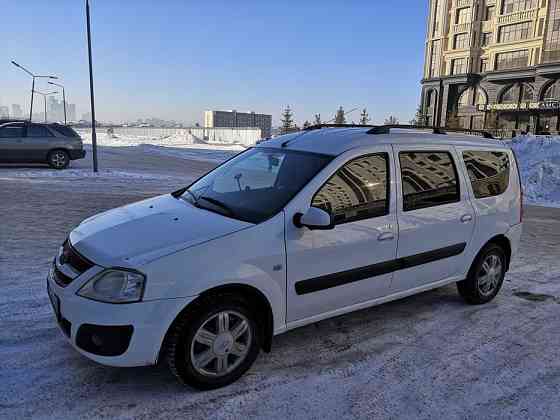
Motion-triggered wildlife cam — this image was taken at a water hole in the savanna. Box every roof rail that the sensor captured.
[303,123,381,131]
[302,123,494,139]
[370,124,495,139]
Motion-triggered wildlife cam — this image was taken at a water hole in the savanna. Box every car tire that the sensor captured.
[165,293,261,390]
[47,150,70,169]
[457,243,506,305]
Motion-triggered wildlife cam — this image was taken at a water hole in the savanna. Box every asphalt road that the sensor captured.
[1,148,559,419]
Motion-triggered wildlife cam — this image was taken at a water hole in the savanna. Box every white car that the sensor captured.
[47,126,523,389]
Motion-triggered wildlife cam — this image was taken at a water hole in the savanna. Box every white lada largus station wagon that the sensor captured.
[47,126,523,389]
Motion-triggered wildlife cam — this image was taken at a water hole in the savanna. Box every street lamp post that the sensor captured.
[48,81,67,124]
[86,0,98,172]
[11,61,57,122]
[33,90,58,123]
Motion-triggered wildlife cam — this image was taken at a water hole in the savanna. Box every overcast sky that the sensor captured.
[1,1,428,125]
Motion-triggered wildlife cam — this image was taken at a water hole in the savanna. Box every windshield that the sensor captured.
[181,147,332,223]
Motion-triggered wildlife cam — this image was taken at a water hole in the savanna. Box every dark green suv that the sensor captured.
[0,122,86,169]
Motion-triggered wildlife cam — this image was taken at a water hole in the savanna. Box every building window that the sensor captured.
[454,33,469,49]
[475,87,487,105]
[520,83,534,101]
[481,32,493,47]
[543,81,560,99]
[458,89,471,107]
[456,7,470,24]
[500,85,518,103]
[495,50,529,70]
[462,151,510,199]
[399,151,460,212]
[543,0,560,62]
[480,58,490,72]
[429,40,442,78]
[451,58,468,75]
[312,154,389,225]
[498,21,532,43]
[486,5,495,20]
[502,0,538,14]
[432,0,441,36]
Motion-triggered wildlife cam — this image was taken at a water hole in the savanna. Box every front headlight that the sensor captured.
[77,269,146,303]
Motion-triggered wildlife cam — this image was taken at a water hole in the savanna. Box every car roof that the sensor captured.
[258,127,509,157]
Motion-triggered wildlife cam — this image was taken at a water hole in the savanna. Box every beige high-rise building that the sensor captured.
[421,0,560,135]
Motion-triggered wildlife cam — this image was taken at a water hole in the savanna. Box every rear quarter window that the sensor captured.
[462,150,510,199]
[50,125,80,138]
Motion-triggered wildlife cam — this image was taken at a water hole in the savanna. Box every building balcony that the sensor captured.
[451,22,472,34]
[454,0,472,8]
[497,9,538,25]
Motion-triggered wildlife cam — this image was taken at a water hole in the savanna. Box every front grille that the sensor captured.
[53,266,73,287]
[60,240,94,274]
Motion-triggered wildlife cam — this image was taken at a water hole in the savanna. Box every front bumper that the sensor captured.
[69,149,86,160]
[46,261,195,367]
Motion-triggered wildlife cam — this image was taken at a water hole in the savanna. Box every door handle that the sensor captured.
[377,232,394,241]
[460,214,473,223]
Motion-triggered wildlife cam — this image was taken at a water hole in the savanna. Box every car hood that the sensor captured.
[69,194,253,267]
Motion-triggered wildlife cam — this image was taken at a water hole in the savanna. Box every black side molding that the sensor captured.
[295,243,466,296]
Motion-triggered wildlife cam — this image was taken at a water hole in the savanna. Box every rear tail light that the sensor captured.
[520,187,524,223]
[512,150,523,224]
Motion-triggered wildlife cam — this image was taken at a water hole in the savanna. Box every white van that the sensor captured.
[47,126,523,389]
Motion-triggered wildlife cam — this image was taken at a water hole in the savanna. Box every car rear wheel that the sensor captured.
[48,150,69,169]
[165,294,260,390]
[457,243,506,305]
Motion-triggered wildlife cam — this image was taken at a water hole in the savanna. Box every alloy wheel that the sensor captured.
[51,151,67,169]
[477,253,503,296]
[190,310,252,377]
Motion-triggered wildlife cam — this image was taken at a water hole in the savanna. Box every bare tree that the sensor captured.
[359,108,370,125]
[334,106,346,124]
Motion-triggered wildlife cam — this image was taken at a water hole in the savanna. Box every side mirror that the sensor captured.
[293,207,334,230]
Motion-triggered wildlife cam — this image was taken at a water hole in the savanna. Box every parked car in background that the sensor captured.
[0,122,86,169]
[46,125,523,389]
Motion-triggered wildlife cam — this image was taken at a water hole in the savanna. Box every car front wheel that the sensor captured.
[165,294,260,390]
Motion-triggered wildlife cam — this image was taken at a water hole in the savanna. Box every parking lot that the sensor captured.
[1,147,559,419]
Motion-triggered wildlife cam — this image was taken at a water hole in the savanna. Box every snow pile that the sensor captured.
[507,135,560,207]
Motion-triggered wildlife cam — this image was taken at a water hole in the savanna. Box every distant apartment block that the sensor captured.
[47,97,77,122]
[204,110,272,139]
[0,106,9,119]
[11,104,23,119]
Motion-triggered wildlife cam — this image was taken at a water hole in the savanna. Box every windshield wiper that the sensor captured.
[197,196,235,217]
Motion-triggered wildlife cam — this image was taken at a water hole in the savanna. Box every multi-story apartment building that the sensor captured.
[421,0,560,135]
[204,110,272,139]
[11,104,23,119]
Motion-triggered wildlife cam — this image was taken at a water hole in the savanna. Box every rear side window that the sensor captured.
[50,124,80,137]
[0,124,25,138]
[312,153,389,225]
[399,151,460,211]
[27,125,53,137]
[462,150,510,198]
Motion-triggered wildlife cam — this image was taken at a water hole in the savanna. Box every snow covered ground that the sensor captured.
[78,130,244,163]
[1,146,560,419]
